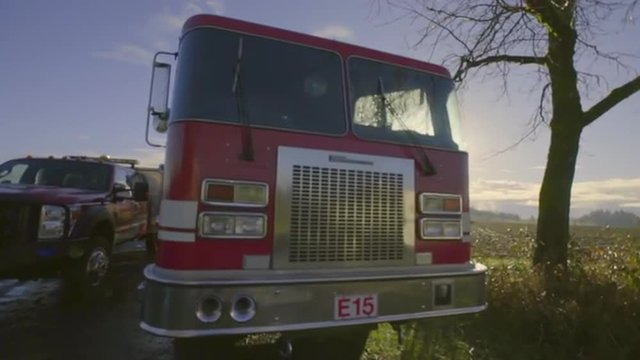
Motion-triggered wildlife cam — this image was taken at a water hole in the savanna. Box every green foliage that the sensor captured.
[362,323,403,360]
[364,223,640,360]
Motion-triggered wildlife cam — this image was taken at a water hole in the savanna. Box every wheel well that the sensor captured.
[91,221,114,252]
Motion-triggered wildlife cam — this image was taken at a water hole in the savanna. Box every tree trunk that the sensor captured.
[534,120,582,273]
[534,9,582,282]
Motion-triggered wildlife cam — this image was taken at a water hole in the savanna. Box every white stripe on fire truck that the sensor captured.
[158,230,196,242]
[159,200,198,229]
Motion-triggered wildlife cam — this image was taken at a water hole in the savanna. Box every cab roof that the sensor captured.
[182,14,452,78]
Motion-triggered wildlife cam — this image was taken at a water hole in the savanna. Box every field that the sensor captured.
[1,222,639,359]
[361,222,640,360]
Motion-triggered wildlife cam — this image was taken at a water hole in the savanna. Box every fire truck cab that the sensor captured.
[140,14,486,358]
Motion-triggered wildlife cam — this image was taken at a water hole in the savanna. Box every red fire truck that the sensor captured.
[140,14,486,359]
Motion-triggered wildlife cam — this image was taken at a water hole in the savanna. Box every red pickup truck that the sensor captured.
[0,155,162,297]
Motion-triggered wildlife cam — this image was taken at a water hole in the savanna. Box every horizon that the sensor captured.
[1,0,639,218]
[470,206,640,221]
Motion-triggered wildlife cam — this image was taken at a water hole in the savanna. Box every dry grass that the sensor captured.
[364,222,640,360]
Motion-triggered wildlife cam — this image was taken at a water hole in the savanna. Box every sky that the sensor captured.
[1,0,639,218]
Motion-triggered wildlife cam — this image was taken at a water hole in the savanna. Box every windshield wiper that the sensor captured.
[232,37,254,161]
[377,77,437,176]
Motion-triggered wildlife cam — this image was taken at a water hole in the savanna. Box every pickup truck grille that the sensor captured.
[0,203,33,249]
[274,147,415,269]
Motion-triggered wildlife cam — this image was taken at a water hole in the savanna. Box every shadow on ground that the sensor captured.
[0,252,174,360]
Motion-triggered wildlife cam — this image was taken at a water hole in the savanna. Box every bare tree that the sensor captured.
[379,0,640,279]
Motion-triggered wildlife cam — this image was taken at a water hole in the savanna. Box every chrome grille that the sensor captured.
[274,146,415,269]
[289,166,404,263]
[0,203,32,249]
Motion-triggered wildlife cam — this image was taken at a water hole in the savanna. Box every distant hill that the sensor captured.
[574,209,640,228]
[470,208,522,223]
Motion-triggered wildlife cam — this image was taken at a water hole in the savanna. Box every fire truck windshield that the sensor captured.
[171,28,347,135]
[349,57,464,151]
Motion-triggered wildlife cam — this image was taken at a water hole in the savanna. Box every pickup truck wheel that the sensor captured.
[64,235,111,298]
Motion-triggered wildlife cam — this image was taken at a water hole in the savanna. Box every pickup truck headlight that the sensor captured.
[39,205,66,240]
[200,212,266,238]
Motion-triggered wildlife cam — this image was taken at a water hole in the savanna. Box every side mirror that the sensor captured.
[145,51,176,148]
[133,182,149,202]
[148,61,171,133]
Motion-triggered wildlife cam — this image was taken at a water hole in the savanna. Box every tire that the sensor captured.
[63,235,111,299]
[289,329,370,360]
[173,336,241,360]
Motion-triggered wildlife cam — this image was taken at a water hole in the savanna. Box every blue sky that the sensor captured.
[1,0,639,217]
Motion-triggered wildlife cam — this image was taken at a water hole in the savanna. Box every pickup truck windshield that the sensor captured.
[349,57,464,151]
[171,28,346,135]
[0,159,112,191]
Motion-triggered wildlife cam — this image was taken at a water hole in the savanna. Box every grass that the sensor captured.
[363,222,640,360]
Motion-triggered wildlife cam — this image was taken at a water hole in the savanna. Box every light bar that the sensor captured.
[64,155,139,166]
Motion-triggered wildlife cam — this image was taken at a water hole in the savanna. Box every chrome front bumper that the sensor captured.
[140,263,486,338]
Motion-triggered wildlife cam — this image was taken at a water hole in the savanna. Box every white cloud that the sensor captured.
[154,13,188,32]
[205,0,225,14]
[95,0,225,65]
[312,25,355,41]
[93,43,153,66]
[130,148,165,167]
[471,179,540,203]
[153,0,224,32]
[531,164,581,171]
[572,178,640,206]
[470,177,640,213]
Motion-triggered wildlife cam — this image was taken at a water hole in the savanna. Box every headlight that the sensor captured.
[421,219,462,240]
[39,205,66,240]
[420,193,461,214]
[200,213,266,238]
[202,179,268,207]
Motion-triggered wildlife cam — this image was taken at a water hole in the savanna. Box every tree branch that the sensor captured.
[582,75,640,126]
[466,54,547,66]
[455,54,546,81]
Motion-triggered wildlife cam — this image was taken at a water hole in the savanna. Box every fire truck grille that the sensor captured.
[288,165,404,263]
